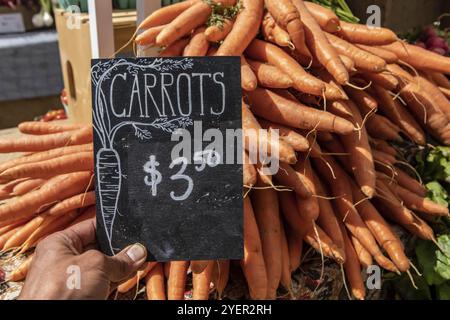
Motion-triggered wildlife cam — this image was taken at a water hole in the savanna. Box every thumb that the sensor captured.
[104,244,147,283]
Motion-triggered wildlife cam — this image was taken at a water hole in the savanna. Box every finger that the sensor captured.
[56,219,97,254]
[104,243,147,283]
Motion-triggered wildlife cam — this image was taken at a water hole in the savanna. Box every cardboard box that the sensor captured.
[54,8,136,125]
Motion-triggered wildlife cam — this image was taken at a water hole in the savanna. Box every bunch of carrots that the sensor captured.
[1,0,450,300]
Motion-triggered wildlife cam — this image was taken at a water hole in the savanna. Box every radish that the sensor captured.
[426,37,447,49]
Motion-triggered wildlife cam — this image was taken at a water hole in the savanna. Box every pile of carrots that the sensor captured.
[1,0,450,300]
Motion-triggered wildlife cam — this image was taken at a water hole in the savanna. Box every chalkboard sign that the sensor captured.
[91,57,243,261]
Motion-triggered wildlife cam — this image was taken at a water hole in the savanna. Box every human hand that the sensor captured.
[18,219,147,300]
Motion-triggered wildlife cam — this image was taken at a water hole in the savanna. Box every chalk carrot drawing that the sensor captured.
[92,58,194,254]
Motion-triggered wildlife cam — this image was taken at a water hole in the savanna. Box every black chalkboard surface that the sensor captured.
[91,57,243,261]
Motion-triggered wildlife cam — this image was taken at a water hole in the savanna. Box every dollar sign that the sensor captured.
[143,155,162,196]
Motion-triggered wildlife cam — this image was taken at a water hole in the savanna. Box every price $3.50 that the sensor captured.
[143,150,220,201]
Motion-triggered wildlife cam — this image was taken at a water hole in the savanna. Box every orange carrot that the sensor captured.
[0,152,93,181]
[0,219,29,237]
[400,81,450,145]
[118,262,156,294]
[211,260,230,299]
[159,38,190,57]
[304,1,340,33]
[279,191,344,263]
[366,114,402,142]
[293,156,319,221]
[394,167,427,197]
[370,138,397,157]
[341,222,365,300]
[430,71,450,89]
[279,191,311,239]
[385,63,414,83]
[293,0,349,85]
[246,59,293,89]
[7,254,34,282]
[350,234,373,268]
[0,127,92,153]
[413,76,450,121]
[392,183,448,216]
[246,87,354,134]
[0,144,92,174]
[381,41,450,75]
[243,102,297,164]
[275,162,313,198]
[156,2,211,47]
[258,119,309,152]
[439,86,450,99]
[11,179,46,196]
[241,196,267,300]
[402,215,436,241]
[362,71,399,91]
[373,84,426,145]
[243,150,257,187]
[303,222,346,264]
[0,172,93,225]
[340,100,376,198]
[18,122,83,136]
[241,56,258,91]
[3,213,48,250]
[285,224,303,272]
[279,223,291,290]
[261,12,293,49]
[355,44,399,63]
[265,0,311,58]
[340,54,356,73]
[314,173,345,254]
[0,224,23,250]
[326,33,386,73]
[205,19,234,42]
[167,261,189,300]
[47,191,96,217]
[183,27,209,56]
[351,181,410,272]
[245,39,325,96]
[373,180,416,226]
[344,86,378,115]
[19,210,81,253]
[339,21,397,45]
[251,174,282,299]
[312,155,398,272]
[217,0,264,56]
[145,263,166,300]
[373,149,396,166]
[138,0,199,30]
[69,206,96,226]
[192,261,214,300]
[135,25,166,46]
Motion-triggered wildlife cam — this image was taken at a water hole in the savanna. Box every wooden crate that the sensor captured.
[54,8,136,125]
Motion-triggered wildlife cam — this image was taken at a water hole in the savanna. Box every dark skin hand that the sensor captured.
[19,219,147,300]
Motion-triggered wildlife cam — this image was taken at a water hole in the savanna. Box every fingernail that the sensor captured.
[126,244,146,262]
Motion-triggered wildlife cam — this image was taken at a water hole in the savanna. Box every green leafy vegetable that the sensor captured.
[416,240,447,286]
[416,146,450,184]
[311,0,359,23]
[437,282,450,300]
[435,235,450,280]
[426,181,449,208]
[205,0,242,28]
